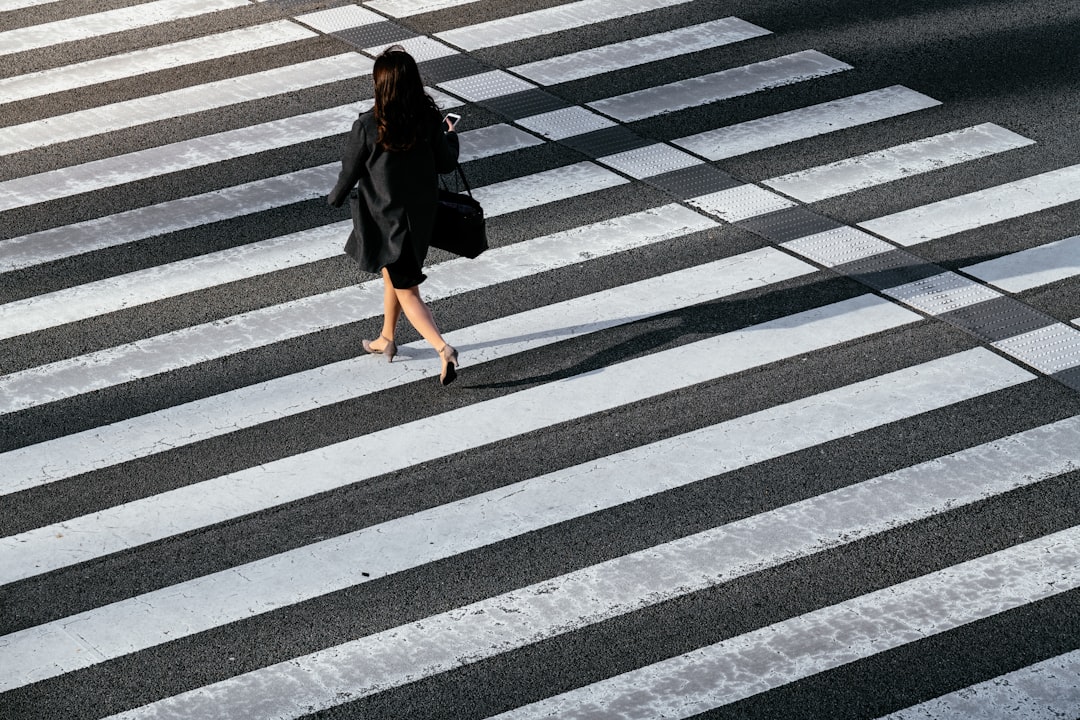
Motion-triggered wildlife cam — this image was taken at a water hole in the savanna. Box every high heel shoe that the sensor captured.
[438,344,458,386]
[362,335,397,363]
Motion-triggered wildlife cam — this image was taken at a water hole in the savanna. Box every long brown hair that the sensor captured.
[373,46,438,152]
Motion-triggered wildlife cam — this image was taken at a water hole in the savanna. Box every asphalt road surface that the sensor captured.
[1,0,1079,718]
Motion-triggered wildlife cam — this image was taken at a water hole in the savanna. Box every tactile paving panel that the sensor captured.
[370,36,457,62]
[689,184,796,222]
[560,125,654,157]
[782,227,894,268]
[834,248,942,291]
[1052,365,1080,392]
[517,107,615,140]
[941,296,1056,342]
[419,53,490,83]
[484,89,572,120]
[884,272,1003,316]
[335,21,416,50]
[645,163,741,199]
[739,206,844,244]
[439,70,535,102]
[600,144,701,180]
[993,323,1080,374]
[295,5,382,32]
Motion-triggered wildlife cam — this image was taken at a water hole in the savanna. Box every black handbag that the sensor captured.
[432,164,487,259]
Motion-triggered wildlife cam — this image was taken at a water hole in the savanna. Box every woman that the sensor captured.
[328,46,462,385]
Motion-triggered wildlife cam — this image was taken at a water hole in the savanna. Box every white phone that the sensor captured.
[444,112,461,128]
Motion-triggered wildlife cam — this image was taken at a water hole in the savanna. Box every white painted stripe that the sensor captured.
[962,234,1080,293]
[470,161,626,217]
[516,106,615,140]
[0,125,537,272]
[0,0,61,10]
[0,251,815,572]
[438,69,536,102]
[859,164,1080,246]
[0,54,370,156]
[0,21,315,105]
[510,17,771,86]
[993,324,1080,376]
[0,223,350,341]
[880,650,1080,720]
[689,184,796,221]
[0,89,461,212]
[0,161,618,340]
[1,348,1031,693]
[588,50,853,123]
[0,204,718,442]
[0,247,808,495]
[435,0,692,51]
[0,0,247,56]
[492,526,1080,720]
[763,124,1035,202]
[674,86,941,161]
[28,350,1030,714]
[364,0,482,17]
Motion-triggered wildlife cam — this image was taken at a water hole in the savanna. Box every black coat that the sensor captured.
[328,108,460,274]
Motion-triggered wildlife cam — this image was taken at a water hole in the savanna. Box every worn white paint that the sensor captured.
[0,0,247,56]
[0,54,370,156]
[763,123,1034,202]
[879,650,1080,720]
[0,205,720,482]
[962,235,1080,293]
[0,21,315,105]
[4,347,1036,694]
[588,50,852,123]
[0,90,461,212]
[674,86,941,160]
[859,164,1080,245]
[510,17,771,86]
[491,525,1080,720]
[435,0,692,51]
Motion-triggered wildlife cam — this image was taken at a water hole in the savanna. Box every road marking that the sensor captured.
[878,650,1080,720]
[509,18,771,86]
[859,163,1080,245]
[0,124,538,272]
[0,203,716,429]
[0,21,315,105]
[588,50,852,123]
[673,86,941,160]
[490,525,1080,720]
[435,0,692,51]
[0,246,804,502]
[0,0,247,56]
[6,351,1029,710]
[0,161,620,340]
[0,54,370,156]
[363,0,483,17]
[962,234,1080,293]
[0,90,462,212]
[3,347,1035,693]
[763,123,1034,202]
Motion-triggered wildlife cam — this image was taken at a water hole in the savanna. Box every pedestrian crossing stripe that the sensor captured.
[0,348,1036,693]
[0,0,249,56]
[0,21,316,105]
[962,233,1080,293]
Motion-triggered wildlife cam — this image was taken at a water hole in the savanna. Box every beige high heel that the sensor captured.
[362,335,397,363]
[438,344,458,385]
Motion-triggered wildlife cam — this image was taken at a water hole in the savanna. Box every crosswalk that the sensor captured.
[1,0,1078,718]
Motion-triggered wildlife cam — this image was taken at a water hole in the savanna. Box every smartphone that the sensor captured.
[444,112,461,127]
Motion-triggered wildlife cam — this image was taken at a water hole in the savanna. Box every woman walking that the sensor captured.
[328,46,462,385]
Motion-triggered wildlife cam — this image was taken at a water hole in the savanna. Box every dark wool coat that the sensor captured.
[328,108,460,274]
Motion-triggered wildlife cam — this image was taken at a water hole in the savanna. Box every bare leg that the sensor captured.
[374,268,402,348]
[393,281,458,384]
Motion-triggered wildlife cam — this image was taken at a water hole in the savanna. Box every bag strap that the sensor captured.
[454,163,474,198]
